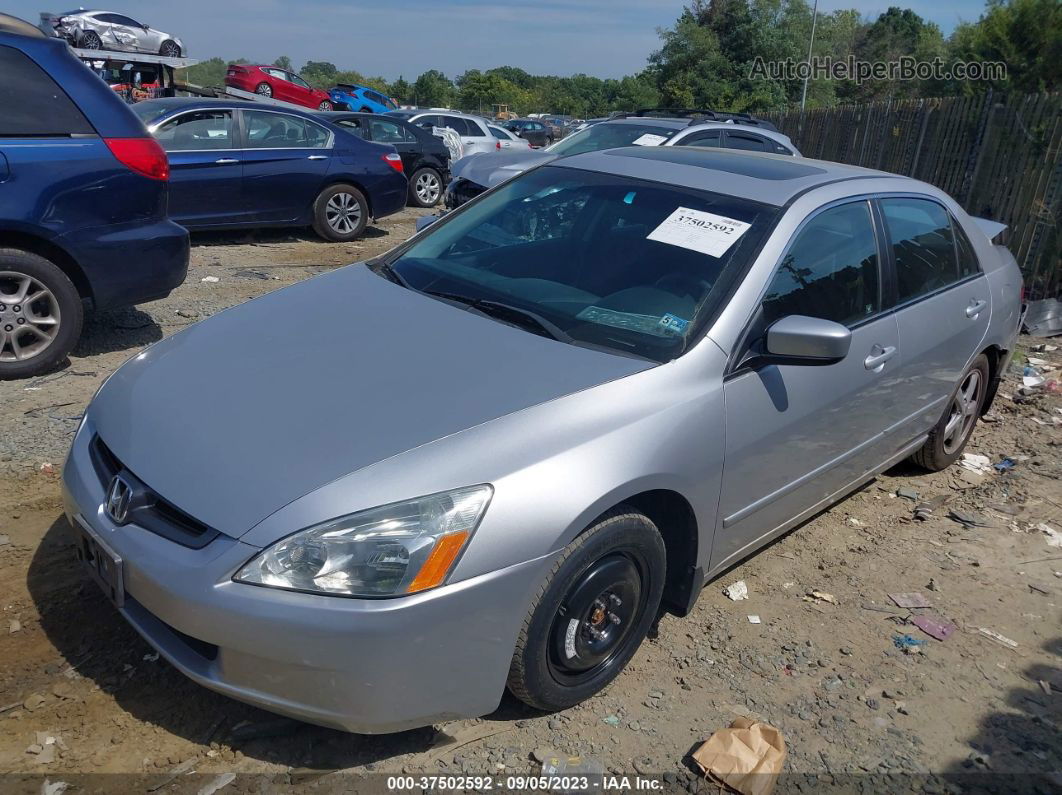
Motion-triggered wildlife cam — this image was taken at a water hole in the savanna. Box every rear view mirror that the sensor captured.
[415,214,439,232]
[765,315,851,364]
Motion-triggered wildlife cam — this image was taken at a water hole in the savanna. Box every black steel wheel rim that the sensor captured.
[547,551,647,686]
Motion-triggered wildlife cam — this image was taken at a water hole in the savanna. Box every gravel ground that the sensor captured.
[0,222,1059,793]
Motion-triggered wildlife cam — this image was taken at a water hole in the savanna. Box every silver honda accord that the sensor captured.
[63,148,1022,733]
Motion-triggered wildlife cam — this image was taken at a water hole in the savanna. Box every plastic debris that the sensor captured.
[959,453,993,475]
[601,715,620,727]
[889,592,931,609]
[994,457,1017,472]
[912,615,955,641]
[803,590,837,605]
[539,753,605,786]
[692,718,787,795]
[197,773,235,795]
[893,634,927,653]
[1038,523,1062,548]
[949,509,991,528]
[896,487,919,501]
[747,615,762,624]
[723,580,749,601]
[200,276,220,283]
[977,627,1018,649]
[1023,374,1045,388]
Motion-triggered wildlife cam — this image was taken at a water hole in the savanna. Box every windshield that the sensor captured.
[547,122,678,157]
[384,166,777,362]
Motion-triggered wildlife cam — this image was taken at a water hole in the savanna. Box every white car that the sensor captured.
[487,123,533,151]
[387,109,498,156]
[40,10,185,57]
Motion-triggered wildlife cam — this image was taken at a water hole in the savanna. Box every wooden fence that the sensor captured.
[764,93,1061,299]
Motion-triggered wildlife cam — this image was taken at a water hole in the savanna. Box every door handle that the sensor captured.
[215,158,239,164]
[864,345,897,371]
[307,155,327,160]
[965,299,987,318]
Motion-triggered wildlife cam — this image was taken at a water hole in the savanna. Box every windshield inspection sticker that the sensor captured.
[647,207,752,258]
[631,133,669,146]
[658,313,690,335]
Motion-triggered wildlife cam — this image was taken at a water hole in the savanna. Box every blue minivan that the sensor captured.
[0,14,189,379]
[132,98,409,241]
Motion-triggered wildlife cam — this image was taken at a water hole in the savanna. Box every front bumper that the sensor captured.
[62,419,551,733]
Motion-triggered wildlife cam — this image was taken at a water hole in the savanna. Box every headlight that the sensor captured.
[234,485,492,597]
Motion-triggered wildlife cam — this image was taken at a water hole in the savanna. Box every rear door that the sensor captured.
[153,109,244,226]
[238,109,333,222]
[107,14,147,52]
[715,200,901,570]
[288,73,317,108]
[877,196,991,441]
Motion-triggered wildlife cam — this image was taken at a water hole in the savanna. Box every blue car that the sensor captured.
[328,83,398,114]
[132,98,408,242]
[0,14,189,379]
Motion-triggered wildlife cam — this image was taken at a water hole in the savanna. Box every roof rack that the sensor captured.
[609,107,779,132]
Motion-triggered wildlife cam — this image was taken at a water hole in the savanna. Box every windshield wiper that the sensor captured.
[371,260,413,289]
[420,289,574,345]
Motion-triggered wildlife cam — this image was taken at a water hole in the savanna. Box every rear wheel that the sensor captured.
[312,184,368,242]
[255,82,272,97]
[911,353,989,471]
[359,106,374,114]
[408,167,443,207]
[317,100,332,111]
[79,31,102,49]
[0,249,83,380]
[507,508,665,711]
[158,40,181,58]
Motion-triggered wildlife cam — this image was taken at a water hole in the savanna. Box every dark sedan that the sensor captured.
[316,111,450,207]
[133,99,408,241]
[504,118,552,148]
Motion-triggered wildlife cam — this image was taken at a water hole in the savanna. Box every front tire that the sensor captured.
[158,40,181,58]
[317,100,332,111]
[0,249,83,380]
[408,167,443,207]
[910,353,990,471]
[255,82,272,98]
[312,184,368,242]
[507,508,665,712]
[79,31,102,49]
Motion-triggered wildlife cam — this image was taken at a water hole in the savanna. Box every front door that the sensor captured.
[878,196,992,440]
[715,200,901,571]
[154,109,244,226]
[239,110,332,222]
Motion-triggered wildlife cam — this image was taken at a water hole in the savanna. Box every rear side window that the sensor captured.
[725,132,766,152]
[0,46,94,137]
[155,111,234,151]
[881,198,961,302]
[763,201,880,327]
[441,116,473,136]
[243,111,330,148]
[488,127,508,140]
[676,130,721,147]
[370,119,414,144]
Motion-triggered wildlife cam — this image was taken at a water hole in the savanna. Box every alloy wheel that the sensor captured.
[160,41,180,57]
[546,552,645,686]
[415,172,441,205]
[256,83,272,97]
[318,101,331,111]
[942,369,983,454]
[325,192,362,236]
[0,272,62,363]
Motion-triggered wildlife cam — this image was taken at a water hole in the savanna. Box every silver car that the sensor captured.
[42,10,184,57]
[63,148,1021,733]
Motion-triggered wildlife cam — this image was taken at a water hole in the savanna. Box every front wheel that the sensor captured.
[910,353,990,471]
[507,508,665,711]
[79,31,102,49]
[312,184,368,242]
[0,249,83,380]
[317,100,332,111]
[158,40,181,58]
[408,167,443,207]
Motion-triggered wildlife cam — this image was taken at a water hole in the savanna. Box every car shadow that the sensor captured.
[73,306,163,358]
[26,514,537,770]
[189,226,389,248]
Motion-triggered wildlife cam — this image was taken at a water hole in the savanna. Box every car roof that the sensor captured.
[553,147,913,207]
[680,119,796,146]
[595,117,691,131]
[134,97,324,120]
[0,12,46,36]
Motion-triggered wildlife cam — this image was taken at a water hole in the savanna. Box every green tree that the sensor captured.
[412,70,456,107]
[273,55,292,71]
[390,75,412,104]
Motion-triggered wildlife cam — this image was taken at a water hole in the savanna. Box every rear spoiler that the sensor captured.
[973,217,1007,242]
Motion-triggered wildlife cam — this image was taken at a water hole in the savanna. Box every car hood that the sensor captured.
[452,150,558,188]
[90,265,650,537]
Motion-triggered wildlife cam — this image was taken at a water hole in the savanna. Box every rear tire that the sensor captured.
[359,106,373,114]
[408,167,443,207]
[312,184,368,242]
[317,100,332,111]
[910,353,990,471]
[255,82,272,97]
[0,249,83,380]
[507,508,666,712]
[158,40,181,58]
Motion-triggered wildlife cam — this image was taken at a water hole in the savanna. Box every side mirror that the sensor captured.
[415,214,439,232]
[765,315,851,364]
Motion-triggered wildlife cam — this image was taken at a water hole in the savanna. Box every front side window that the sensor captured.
[548,123,677,156]
[244,111,330,148]
[154,110,234,151]
[762,201,880,327]
[370,119,413,143]
[292,75,311,90]
[881,198,961,303]
[385,166,778,362]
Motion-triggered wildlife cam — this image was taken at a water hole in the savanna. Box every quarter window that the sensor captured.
[881,198,961,302]
[763,202,880,327]
[0,46,94,137]
[489,127,509,140]
[954,220,982,279]
[155,110,233,151]
[243,111,330,148]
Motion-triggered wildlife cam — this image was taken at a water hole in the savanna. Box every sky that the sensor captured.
[10,1,991,80]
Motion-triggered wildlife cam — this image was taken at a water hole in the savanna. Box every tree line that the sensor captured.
[180,0,1059,117]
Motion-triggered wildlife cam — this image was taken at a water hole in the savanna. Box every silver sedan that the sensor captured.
[63,148,1021,733]
[44,10,184,57]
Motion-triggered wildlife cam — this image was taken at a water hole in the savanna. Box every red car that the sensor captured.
[224,65,332,111]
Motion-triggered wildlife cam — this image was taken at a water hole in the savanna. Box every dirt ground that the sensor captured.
[0,215,1059,793]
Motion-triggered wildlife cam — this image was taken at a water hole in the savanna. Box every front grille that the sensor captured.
[90,435,219,549]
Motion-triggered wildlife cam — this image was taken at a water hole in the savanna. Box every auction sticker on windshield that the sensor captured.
[647,207,751,257]
[631,133,668,146]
